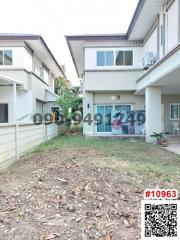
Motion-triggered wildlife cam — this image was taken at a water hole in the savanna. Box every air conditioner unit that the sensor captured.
[143,52,155,70]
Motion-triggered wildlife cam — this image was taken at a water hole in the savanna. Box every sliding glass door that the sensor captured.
[96,104,145,135]
[97,105,112,132]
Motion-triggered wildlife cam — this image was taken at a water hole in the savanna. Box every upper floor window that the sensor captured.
[33,60,43,79]
[0,50,13,65]
[96,50,133,67]
[97,51,114,66]
[116,51,133,66]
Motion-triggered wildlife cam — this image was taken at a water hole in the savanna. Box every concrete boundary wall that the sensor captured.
[0,123,64,170]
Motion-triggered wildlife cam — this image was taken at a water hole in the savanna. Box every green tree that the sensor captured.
[56,77,82,123]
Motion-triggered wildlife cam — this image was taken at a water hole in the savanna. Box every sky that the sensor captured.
[0,0,139,85]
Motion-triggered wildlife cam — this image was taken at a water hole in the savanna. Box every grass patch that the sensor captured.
[33,134,180,188]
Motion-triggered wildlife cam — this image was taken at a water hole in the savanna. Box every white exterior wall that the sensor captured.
[159,10,164,59]
[0,70,30,90]
[0,46,55,91]
[166,0,179,52]
[36,100,44,115]
[24,48,33,71]
[143,28,158,60]
[0,40,61,125]
[145,87,162,142]
[84,71,143,91]
[93,92,145,109]
[0,47,33,70]
[43,68,49,84]
[0,86,34,123]
[0,86,14,122]
[83,92,94,136]
[16,90,33,122]
[0,123,65,170]
[85,47,143,70]
[162,95,180,133]
[83,91,145,136]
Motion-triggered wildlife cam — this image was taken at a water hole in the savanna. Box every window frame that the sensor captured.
[0,50,13,66]
[115,50,133,66]
[96,50,133,67]
[105,51,114,66]
[4,50,13,65]
[96,51,105,67]
[124,51,133,66]
[33,60,44,79]
[170,103,180,120]
[95,104,133,133]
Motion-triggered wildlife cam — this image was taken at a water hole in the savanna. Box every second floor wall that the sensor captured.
[84,0,180,73]
[85,47,143,70]
[0,45,55,92]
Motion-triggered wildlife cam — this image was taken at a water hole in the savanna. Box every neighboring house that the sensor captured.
[66,0,180,142]
[0,34,65,123]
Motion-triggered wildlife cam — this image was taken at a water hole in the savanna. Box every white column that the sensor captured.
[145,86,162,143]
[12,82,17,122]
[83,92,94,136]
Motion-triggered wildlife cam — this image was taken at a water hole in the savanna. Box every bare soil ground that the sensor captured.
[0,148,142,240]
[0,135,179,240]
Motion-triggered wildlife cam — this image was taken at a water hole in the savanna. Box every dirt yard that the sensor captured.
[0,135,179,240]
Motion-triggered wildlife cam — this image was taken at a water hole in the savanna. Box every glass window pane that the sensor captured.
[171,104,178,119]
[122,105,131,111]
[4,50,12,65]
[0,104,8,123]
[97,106,105,132]
[0,51,3,65]
[125,51,133,66]
[97,51,105,66]
[106,51,114,66]
[171,105,174,118]
[116,51,124,65]
[105,106,112,132]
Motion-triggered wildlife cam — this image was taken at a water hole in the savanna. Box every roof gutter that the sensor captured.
[39,36,66,78]
[66,36,81,78]
[127,0,146,38]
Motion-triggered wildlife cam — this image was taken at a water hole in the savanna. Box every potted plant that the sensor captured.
[150,132,168,147]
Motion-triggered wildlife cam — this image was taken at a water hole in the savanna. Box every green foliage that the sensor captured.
[151,132,166,141]
[55,77,82,121]
[150,132,167,146]
[54,77,68,96]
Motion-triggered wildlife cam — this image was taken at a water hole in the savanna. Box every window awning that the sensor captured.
[0,74,23,86]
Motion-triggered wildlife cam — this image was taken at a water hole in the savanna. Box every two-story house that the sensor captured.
[66,0,180,142]
[0,34,65,123]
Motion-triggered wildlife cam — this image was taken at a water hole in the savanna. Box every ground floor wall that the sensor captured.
[0,86,14,122]
[83,92,145,136]
[0,123,65,170]
[162,95,180,133]
[0,86,59,123]
[83,91,180,136]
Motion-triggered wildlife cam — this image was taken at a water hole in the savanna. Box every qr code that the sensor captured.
[141,200,180,239]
